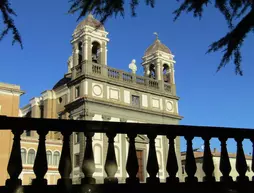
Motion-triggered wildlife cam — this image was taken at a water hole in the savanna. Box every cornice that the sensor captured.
[41,90,56,100]
[71,74,180,100]
[29,97,40,107]
[83,96,183,120]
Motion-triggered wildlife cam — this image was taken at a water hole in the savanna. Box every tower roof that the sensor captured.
[75,14,105,31]
[144,36,171,56]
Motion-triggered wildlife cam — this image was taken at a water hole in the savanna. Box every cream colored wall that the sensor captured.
[20,139,62,185]
[90,82,179,115]
[0,88,22,186]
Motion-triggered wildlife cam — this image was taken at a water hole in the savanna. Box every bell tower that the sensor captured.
[142,33,176,94]
[70,14,109,80]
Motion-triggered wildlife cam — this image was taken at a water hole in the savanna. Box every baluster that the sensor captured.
[146,133,159,183]
[202,136,215,182]
[219,137,232,182]
[82,132,95,184]
[126,133,139,184]
[235,137,248,182]
[251,139,254,181]
[32,130,48,186]
[57,131,72,191]
[6,129,23,191]
[104,132,118,184]
[166,135,179,183]
[184,136,197,182]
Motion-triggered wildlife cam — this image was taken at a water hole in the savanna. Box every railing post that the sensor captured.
[57,131,72,193]
[235,137,248,182]
[251,138,254,182]
[132,74,136,84]
[126,133,139,184]
[82,132,95,184]
[166,135,179,183]
[159,80,164,92]
[102,65,108,78]
[6,129,23,193]
[219,137,232,183]
[184,136,197,183]
[119,71,123,82]
[104,131,118,184]
[202,136,215,182]
[146,133,159,183]
[32,130,48,186]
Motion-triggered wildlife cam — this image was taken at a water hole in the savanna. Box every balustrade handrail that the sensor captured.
[2,115,254,192]
[0,116,253,139]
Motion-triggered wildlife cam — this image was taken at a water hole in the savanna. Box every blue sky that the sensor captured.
[0,1,253,152]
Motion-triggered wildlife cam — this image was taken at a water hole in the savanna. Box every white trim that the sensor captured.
[29,97,40,107]
[20,105,31,116]
[41,90,56,100]
[21,140,62,147]
[0,90,23,96]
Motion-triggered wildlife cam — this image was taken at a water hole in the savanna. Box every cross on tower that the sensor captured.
[153,32,159,40]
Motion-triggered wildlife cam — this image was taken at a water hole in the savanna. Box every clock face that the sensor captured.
[166,101,173,111]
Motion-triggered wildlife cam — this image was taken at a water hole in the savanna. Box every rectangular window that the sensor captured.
[74,154,80,167]
[132,95,140,107]
[75,86,80,98]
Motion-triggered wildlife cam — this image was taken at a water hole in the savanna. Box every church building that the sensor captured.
[20,14,183,184]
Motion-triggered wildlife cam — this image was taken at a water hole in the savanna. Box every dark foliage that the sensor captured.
[173,0,254,75]
[1,0,254,74]
[0,0,22,48]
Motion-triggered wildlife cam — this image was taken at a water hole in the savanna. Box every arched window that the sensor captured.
[163,64,170,83]
[53,152,60,166]
[92,42,101,64]
[149,64,156,79]
[27,149,36,164]
[21,148,27,164]
[46,151,52,165]
[78,41,83,64]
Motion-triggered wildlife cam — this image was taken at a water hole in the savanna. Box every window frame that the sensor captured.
[21,148,27,164]
[75,86,80,99]
[131,95,140,107]
[53,151,60,166]
[46,150,53,165]
[27,149,36,165]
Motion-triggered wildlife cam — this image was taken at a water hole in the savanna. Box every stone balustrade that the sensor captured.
[88,63,173,94]
[1,116,254,193]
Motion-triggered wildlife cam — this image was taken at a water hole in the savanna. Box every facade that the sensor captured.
[0,82,24,186]
[181,149,254,182]
[20,14,183,184]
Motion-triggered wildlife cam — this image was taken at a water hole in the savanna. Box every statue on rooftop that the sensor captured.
[129,59,137,74]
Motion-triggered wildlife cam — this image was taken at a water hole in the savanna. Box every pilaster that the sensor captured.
[101,42,106,65]
[87,37,92,63]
